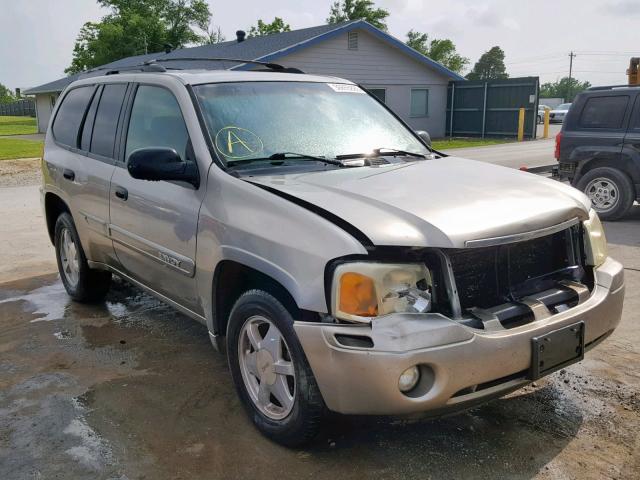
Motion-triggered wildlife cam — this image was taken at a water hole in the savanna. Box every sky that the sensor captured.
[1,0,638,92]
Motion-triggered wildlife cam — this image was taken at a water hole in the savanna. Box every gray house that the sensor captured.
[25,20,464,136]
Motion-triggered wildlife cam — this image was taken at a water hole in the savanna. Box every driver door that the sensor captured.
[109,84,204,314]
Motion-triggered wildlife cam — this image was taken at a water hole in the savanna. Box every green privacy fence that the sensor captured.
[0,99,36,117]
[446,77,540,139]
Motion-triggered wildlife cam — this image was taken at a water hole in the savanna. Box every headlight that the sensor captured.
[583,209,607,267]
[332,262,432,323]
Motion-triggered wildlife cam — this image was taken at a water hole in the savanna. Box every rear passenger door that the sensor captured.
[47,83,128,266]
[622,93,640,194]
[109,84,204,314]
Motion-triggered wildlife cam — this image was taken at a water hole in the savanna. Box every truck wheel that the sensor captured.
[576,167,635,220]
[537,114,542,124]
[54,212,111,302]
[227,290,323,446]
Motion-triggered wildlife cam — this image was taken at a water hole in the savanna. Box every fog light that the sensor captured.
[398,366,420,392]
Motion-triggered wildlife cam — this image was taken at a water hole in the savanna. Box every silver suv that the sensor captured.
[42,67,624,446]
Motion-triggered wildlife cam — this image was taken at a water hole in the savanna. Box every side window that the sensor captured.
[90,84,128,158]
[632,95,640,130]
[52,86,94,147]
[579,95,629,129]
[125,86,189,161]
[80,86,101,151]
[410,88,429,117]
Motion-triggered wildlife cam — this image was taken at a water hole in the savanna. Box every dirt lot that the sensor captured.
[1,159,639,479]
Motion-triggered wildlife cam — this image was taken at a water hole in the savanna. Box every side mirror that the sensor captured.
[415,130,432,148]
[127,147,198,187]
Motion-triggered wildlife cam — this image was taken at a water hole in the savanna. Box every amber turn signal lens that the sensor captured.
[339,272,378,317]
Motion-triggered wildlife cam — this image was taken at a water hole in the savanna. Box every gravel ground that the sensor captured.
[0,158,41,187]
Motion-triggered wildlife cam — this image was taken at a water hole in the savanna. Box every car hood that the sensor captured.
[248,157,591,248]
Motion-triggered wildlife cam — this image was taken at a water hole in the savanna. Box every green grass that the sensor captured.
[0,138,43,160]
[0,116,38,136]
[432,137,513,150]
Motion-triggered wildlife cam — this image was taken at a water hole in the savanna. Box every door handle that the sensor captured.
[62,169,75,181]
[114,186,128,201]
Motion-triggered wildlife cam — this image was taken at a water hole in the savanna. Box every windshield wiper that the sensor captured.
[227,152,344,167]
[336,148,427,160]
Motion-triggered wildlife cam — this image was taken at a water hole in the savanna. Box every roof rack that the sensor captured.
[88,57,305,76]
[587,84,640,91]
[149,57,305,73]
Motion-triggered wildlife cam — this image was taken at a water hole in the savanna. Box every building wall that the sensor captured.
[277,28,452,137]
[34,93,59,133]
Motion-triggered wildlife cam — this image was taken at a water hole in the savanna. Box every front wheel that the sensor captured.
[227,290,324,446]
[576,167,635,221]
[54,212,111,302]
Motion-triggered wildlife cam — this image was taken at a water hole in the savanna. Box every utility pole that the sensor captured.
[568,51,576,100]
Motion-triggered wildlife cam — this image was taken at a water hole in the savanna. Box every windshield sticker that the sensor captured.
[215,126,264,159]
[326,83,365,94]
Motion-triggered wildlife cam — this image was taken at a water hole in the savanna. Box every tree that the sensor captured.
[466,46,508,81]
[201,24,225,45]
[405,30,469,75]
[327,0,389,31]
[248,17,291,37]
[540,77,591,102]
[66,0,212,74]
[0,83,16,104]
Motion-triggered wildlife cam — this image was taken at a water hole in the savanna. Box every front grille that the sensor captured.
[447,226,586,312]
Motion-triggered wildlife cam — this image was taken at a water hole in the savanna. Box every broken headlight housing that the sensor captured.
[583,209,608,267]
[331,262,432,323]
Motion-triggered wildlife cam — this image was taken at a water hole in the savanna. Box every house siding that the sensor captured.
[275,28,451,137]
[34,93,58,133]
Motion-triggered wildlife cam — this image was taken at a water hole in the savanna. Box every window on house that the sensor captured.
[367,88,386,104]
[348,31,358,50]
[410,88,429,117]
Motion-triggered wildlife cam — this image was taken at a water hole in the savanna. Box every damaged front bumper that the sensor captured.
[294,257,624,415]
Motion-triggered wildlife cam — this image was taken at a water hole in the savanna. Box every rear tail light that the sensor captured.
[554,132,562,160]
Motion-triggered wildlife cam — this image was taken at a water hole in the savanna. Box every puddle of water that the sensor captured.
[0,280,69,322]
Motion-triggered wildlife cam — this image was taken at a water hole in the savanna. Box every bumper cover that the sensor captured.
[294,257,624,415]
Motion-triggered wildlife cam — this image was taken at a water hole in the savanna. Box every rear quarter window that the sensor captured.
[578,95,629,129]
[52,86,94,147]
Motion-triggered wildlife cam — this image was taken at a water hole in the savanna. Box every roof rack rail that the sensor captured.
[148,57,304,73]
[103,63,167,75]
[587,84,640,91]
[85,57,304,77]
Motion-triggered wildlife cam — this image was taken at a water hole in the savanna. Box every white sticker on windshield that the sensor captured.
[327,83,365,94]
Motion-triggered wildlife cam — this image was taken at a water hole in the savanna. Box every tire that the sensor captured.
[576,167,635,221]
[54,212,111,302]
[537,115,542,124]
[227,290,323,446]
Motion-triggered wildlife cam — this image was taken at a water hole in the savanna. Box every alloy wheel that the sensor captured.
[59,227,79,287]
[238,315,296,420]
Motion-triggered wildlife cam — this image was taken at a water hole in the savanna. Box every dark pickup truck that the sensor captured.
[556,85,640,220]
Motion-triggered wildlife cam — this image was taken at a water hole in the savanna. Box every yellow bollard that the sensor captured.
[517,107,525,142]
[543,107,550,138]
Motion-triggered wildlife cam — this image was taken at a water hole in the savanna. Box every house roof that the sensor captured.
[24,20,464,95]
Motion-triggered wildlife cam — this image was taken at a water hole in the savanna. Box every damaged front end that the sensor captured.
[326,218,594,332]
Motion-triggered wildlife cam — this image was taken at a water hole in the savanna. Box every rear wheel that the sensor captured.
[54,212,111,302]
[227,290,323,446]
[576,167,635,220]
